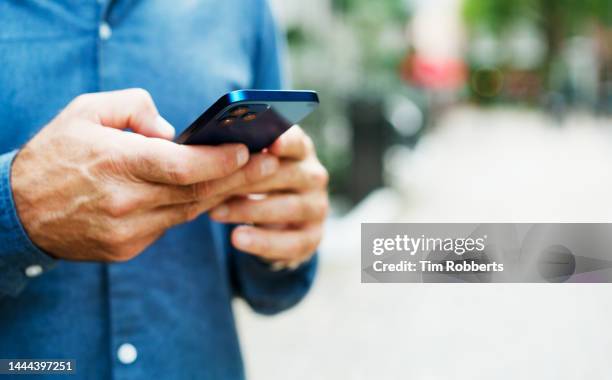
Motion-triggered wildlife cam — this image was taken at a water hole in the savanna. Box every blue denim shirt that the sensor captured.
[0,1,317,379]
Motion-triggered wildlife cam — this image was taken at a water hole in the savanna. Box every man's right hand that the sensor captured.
[10,89,279,262]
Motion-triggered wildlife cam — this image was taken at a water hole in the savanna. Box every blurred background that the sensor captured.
[236,0,612,379]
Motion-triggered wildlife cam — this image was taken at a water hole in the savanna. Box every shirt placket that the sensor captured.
[95,1,143,378]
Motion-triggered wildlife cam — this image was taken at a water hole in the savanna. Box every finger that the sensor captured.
[102,195,218,261]
[123,153,279,208]
[113,203,199,242]
[117,199,221,246]
[200,153,279,200]
[73,88,175,140]
[231,158,328,195]
[209,191,328,224]
[268,125,313,160]
[125,137,249,185]
[231,224,322,261]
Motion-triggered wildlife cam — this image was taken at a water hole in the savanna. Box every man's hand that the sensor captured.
[11,89,279,262]
[209,126,329,269]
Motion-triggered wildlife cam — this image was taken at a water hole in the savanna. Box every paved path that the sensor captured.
[236,107,612,379]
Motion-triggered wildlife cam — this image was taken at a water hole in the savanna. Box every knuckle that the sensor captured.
[291,125,305,139]
[239,169,253,189]
[303,134,314,152]
[243,162,261,184]
[130,88,153,103]
[128,88,157,116]
[191,181,211,201]
[68,93,95,114]
[91,151,129,179]
[101,193,134,217]
[166,161,192,185]
[232,203,248,221]
[71,93,92,107]
[308,192,329,221]
[219,150,238,175]
[313,164,329,188]
[181,203,201,222]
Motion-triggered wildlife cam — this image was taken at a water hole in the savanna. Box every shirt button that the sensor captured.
[98,22,112,40]
[117,343,138,364]
[24,265,43,278]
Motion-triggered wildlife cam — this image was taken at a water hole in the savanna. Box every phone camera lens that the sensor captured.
[229,107,249,117]
[219,117,236,127]
[242,113,257,122]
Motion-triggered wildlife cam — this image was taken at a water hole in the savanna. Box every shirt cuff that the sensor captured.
[0,150,57,297]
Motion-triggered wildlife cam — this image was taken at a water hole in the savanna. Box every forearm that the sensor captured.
[0,150,56,298]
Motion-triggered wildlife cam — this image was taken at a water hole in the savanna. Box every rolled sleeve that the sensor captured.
[0,150,56,297]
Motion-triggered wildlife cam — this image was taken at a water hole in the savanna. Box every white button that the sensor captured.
[24,265,43,278]
[117,343,137,364]
[98,22,112,40]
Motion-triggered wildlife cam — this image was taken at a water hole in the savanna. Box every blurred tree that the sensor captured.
[463,0,610,104]
[285,0,412,206]
[330,0,408,93]
[464,0,610,41]
[330,0,409,204]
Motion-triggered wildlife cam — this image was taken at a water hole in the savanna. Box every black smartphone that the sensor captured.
[176,90,319,152]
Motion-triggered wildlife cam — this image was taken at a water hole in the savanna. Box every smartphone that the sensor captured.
[176,90,319,152]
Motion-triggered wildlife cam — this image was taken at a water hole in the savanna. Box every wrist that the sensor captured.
[10,144,43,252]
[0,150,57,296]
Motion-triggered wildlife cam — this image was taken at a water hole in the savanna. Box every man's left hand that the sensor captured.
[209,126,329,269]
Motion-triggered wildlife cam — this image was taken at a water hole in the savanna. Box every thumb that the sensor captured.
[73,88,176,140]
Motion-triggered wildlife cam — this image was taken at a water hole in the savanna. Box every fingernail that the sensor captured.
[236,147,249,166]
[260,157,278,176]
[156,115,176,139]
[235,231,252,248]
[210,205,229,219]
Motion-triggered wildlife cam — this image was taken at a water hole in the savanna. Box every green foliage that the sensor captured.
[286,26,308,47]
[463,0,610,35]
[332,0,407,23]
[463,0,538,33]
[336,0,408,95]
